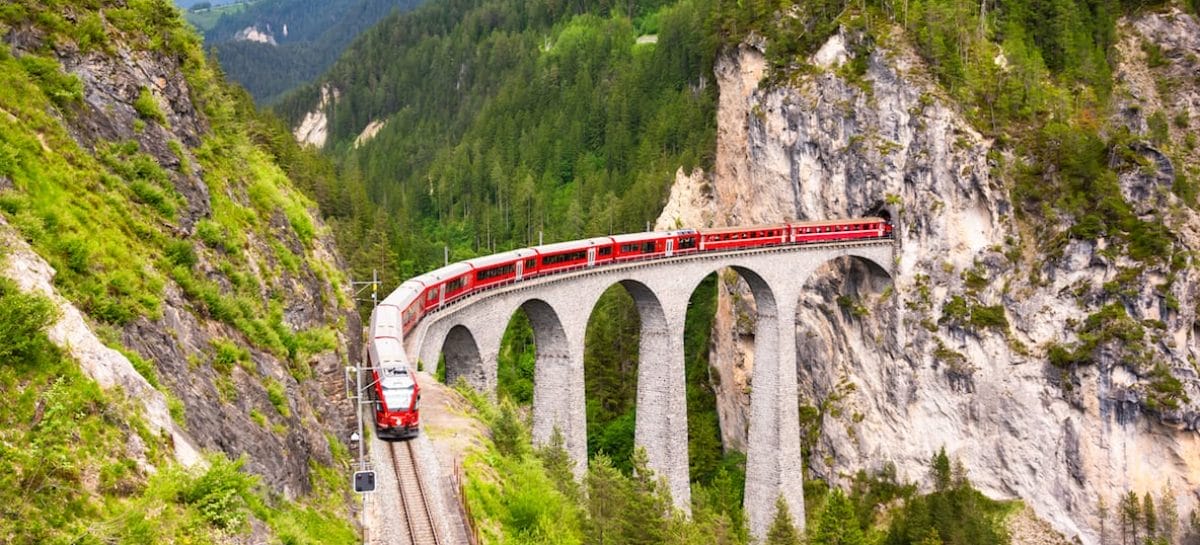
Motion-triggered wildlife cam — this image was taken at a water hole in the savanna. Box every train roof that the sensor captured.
[609,231,669,243]
[699,224,789,235]
[371,337,408,365]
[465,249,536,269]
[380,283,422,308]
[790,217,887,226]
[697,219,887,236]
[532,237,614,255]
[370,305,402,339]
[412,262,474,285]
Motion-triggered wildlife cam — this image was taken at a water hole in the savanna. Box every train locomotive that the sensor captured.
[366,217,892,440]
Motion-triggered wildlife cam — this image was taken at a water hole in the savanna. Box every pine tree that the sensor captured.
[492,398,528,458]
[585,455,630,545]
[932,447,952,492]
[918,527,945,545]
[810,488,867,545]
[765,496,802,545]
[1160,490,1179,545]
[1121,491,1142,545]
[623,447,670,545]
[536,427,579,502]
[1145,493,1159,543]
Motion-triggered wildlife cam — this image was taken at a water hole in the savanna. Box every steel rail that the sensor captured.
[390,442,441,545]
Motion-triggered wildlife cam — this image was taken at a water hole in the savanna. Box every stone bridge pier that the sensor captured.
[404,242,894,541]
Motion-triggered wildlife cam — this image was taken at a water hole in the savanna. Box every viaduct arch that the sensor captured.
[408,241,894,540]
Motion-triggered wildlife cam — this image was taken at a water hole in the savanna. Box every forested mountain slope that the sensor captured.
[274,0,717,285]
[192,0,422,104]
[0,0,358,542]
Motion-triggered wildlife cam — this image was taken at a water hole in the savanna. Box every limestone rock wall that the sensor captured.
[686,14,1200,544]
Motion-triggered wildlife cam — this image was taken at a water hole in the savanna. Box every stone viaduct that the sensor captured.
[402,240,894,540]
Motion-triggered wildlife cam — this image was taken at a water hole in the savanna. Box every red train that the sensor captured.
[366,217,892,439]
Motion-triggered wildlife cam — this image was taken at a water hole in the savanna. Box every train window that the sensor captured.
[621,243,640,253]
[643,241,656,253]
[542,250,587,265]
[526,259,536,269]
[426,291,437,301]
[476,264,516,281]
[599,246,612,256]
[446,277,467,293]
[678,237,696,249]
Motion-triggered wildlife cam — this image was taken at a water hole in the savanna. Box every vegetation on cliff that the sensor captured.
[0,272,355,544]
[0,0,357,541]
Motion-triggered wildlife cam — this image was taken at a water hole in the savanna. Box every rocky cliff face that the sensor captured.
[1,3,359,499]
[669,12,1200,543]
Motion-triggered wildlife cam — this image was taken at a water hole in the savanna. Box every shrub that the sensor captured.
[1147,111,1169,146]
[194,219,230,252]
[121,348,159,388]
[968,305,1008,329]
[130,179,174,217]
[266,379,290,418]
[133,87,167,125]
[0,280,57,364]
[210,338,249,375]
[939,296,969,325]
[18,54,83,108]
[178,456,256,531]
[1144,363,1189,412]
[1048,343,1090,368]
[164,240,196,268]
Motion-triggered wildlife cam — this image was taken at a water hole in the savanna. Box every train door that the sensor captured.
[515,260,524,281]
[438,284,446,307]
[587,248,597,267]
[665,238,675,257]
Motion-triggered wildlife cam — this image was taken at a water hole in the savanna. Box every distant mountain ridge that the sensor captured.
[192,0,423,104]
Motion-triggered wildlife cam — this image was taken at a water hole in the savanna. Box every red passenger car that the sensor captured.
[789,218,890,243]
[698,225,789,251]
[531,237,615,273]
[414,262,475,312]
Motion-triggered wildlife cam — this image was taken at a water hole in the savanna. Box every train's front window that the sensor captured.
[380,368,415,411]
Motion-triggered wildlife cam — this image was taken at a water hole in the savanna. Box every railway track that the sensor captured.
[389,441,441,545]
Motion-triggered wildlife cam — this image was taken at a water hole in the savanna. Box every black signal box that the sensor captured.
[353,470,376,493]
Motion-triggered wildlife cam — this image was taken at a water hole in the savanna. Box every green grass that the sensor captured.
[183,1,251,32]
[265,379,290,418]
[0,3,360,540]
[133,86,167,125]
[0,276,356,544]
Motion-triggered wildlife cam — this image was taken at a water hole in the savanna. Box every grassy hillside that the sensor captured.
[0,0,357,542]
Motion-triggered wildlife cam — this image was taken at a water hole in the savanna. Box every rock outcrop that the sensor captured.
[2,9,360,498]
[678,14,1200,543]
[294,84,337,148]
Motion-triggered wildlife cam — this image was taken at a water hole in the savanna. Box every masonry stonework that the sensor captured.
[405,241,894,541]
